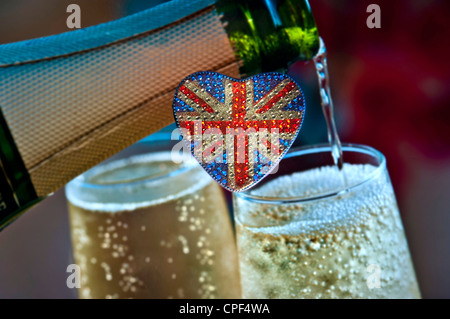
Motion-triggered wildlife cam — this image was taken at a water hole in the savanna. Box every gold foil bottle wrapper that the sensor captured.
[0,1,240,197]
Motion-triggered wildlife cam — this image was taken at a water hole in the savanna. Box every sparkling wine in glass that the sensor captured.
[66,135,241,299]
[233,144,421,299]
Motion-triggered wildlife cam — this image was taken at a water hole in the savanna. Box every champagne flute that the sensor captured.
[233,144,420,299]
[66,134,241,299]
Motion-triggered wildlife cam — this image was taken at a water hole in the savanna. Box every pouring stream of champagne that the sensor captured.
[313,38,348,186]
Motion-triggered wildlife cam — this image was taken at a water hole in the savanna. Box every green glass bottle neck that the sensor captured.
[216,0,320,76]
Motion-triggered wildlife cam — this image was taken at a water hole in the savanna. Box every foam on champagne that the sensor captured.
[237,164,387,236]
[66,152,212,213]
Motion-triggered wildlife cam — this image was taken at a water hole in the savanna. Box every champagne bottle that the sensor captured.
[0,0,319,230]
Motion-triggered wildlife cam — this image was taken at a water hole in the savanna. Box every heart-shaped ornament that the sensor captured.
[172,71,305,192]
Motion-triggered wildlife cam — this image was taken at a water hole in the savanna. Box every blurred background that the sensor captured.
[0,0,449,298]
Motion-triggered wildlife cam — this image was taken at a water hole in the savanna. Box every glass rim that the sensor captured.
[67,133,198,190]
[234,143,386,204]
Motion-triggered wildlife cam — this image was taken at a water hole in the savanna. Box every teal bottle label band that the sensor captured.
[0,108,38,230]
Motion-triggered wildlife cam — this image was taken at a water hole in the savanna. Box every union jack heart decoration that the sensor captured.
[172,71,305,192]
